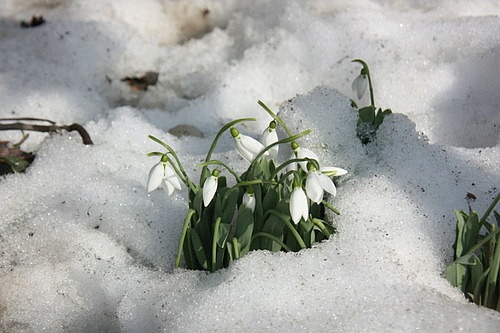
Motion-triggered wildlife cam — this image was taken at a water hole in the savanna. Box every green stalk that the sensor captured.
[258,100,292,137]
[232,237,240,259]
[268,209,306,249]
[200,159,241,183]
[251,232,291,251]
[466,227,500,256]
[480,193,499,226]
[269,157,318,181]
[211,217,222,272]
[204,118,256,163]
[248,129,312,174]
[485,224,499,308]
[312,218,331,238]
[322,200,341,215]
[175,209,196,268]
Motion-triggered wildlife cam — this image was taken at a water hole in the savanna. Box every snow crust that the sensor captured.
[0,0,499,332]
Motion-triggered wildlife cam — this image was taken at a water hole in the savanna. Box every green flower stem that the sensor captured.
[175,209,196,268]
[211,217,222,272]
[270,157,317,181]
[480,193,499,226]
[258,100,292,137]
[352,59,375,107]
[312,218,331,238]
[162,155,197,193]
[251,232,291,251]
[221,179,274,208]
[267,209,306,249]
[464,226,500,257]
[322,200,341,215]
[204,117,256,163]
[200,117,256,184]
[485,224,499,308]
[249,129,312,173]
[199,160,241,183]
[232,237,240,259]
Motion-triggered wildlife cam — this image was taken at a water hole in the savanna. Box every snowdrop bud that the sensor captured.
[352,69,368,100]
[203,169,219,207]
[260,121,279,159]
[147,162,164,192]
[290,186,309,224]
[242,189,256,213]
[231,127,267,162]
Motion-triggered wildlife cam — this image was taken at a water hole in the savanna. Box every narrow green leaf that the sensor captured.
[190,228,208,270]
[235,207,254,256]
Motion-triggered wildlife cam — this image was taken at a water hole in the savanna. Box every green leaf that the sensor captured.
[217,223,231,248]
[446,262,468,291]
[235,207,254,256]
[262,187,279,213]
[473,267,490,305]
[454,210,467,258]
[190,228,208,270]
[358,106,375,124]
[260,214,285,251]
[221,187,240,224]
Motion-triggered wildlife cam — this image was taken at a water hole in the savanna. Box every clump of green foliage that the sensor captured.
[446,193,500,310]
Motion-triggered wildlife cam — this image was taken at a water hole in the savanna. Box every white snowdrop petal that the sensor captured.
[306,172,324,204]
[147,162,164,192]
[317,172,337,197]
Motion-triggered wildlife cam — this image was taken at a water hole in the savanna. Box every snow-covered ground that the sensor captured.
[0,0,499,332]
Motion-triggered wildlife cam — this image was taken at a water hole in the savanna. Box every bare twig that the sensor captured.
[0,120,93,145]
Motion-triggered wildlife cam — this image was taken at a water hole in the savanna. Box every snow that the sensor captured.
[0,0,499,332]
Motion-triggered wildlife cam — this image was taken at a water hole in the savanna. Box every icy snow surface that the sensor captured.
[1,0,500,332]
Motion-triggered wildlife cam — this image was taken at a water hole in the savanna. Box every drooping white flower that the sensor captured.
[242,190,256,213]
[260,121,279,159]
[202,170,219,207]
[352,71,368,100]
[290,186,309,224]
[147,161,182,195]
[231,127,267,162]
[305,169,337,204]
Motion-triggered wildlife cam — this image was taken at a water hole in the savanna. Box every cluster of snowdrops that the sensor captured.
[146,102,347,272]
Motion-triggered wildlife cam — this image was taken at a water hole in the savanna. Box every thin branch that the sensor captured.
[0,121,93,145]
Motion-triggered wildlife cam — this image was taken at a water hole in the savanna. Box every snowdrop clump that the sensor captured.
[147,102,347,272]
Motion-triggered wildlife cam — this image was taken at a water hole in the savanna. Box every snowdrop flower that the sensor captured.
[352,68,368,100]
[305,164,338,204]
[231,127,267,162]
[203,169,219,207]
[260,120,279,159]
[290,184,309,224]
[147,161,182,195]
[242,189,256,213]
